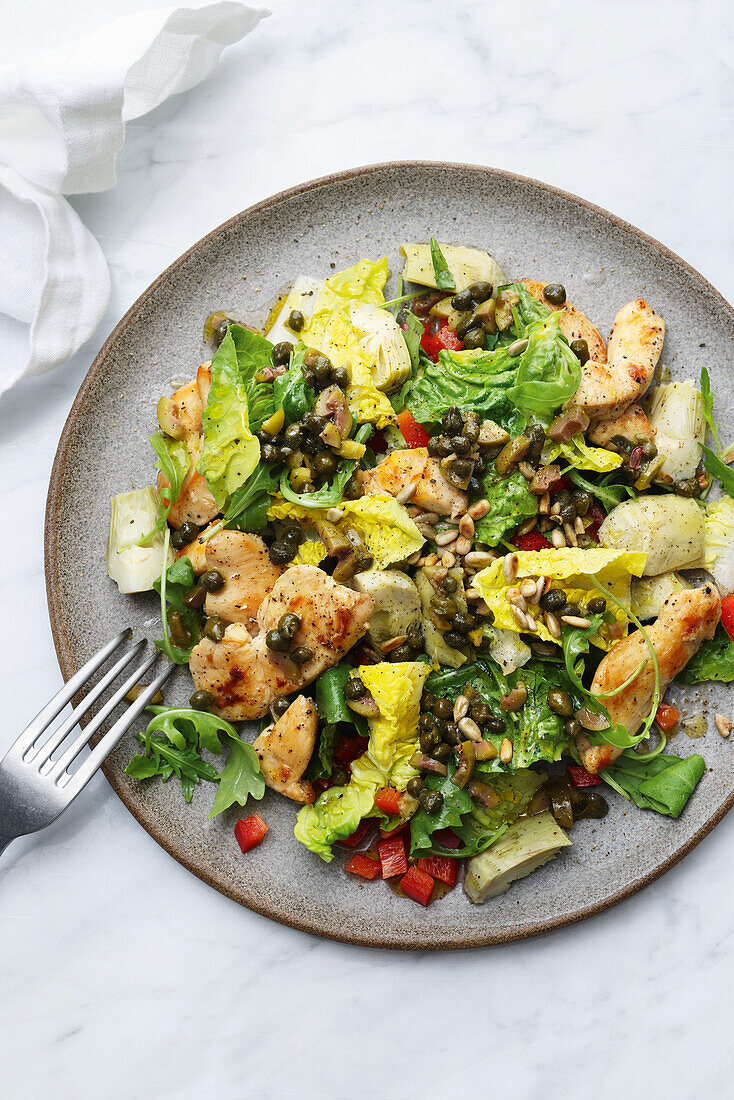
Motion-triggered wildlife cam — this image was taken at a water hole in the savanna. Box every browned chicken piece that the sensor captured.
[521,280,608,364]
[253,695,317,803]
[203,531,284,634]
[165,364,212,437]
[158,364,218,528]
[587,402,656,449]
[161,453,219,528]
[577,585,721,773]
[175,522,219,574]
[189,565,374,720]
[570,299,665,420]
[360,448,467,517]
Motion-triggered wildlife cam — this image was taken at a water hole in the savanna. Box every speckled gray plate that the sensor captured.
[45,162,734,949]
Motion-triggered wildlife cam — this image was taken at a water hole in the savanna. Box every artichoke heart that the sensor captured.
[464,811,571,903]
[350,302,412,393]
[399,242,505,293]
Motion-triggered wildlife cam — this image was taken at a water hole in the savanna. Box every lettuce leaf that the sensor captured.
[272,345,315,424]
[677,625,734,684]
[545,433,623,473]
[603,752,705,818]
[474,469,539,547]
[506,313,581,419]
[138,432,190,546]
[406,343,523,430]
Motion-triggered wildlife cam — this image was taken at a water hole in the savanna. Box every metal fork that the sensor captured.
[0,629,173,858]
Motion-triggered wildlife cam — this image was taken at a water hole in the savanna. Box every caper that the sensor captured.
[559,502,576,523]
[266,695,290,721]
[462,326,486,350]
[287,309,304,333]
[189,689,215,712]
[306,413,328,435]
[282,525,305,548]
[543,283,567,306]
[431,596,457,618]
[578,792,609,818]
[441,575,459,594]
[302,349,320,368]
[269,541,295,565]
[301,434,319,456]
[448,457,473,480]
[256,428,274,444]
[392,643,415,662]
[284,424,304,447]
[427,437,442,457]
[611,434,633,453]
[526,424,546,465]
[262,443,279,463]
[278,612,301,640]
[183,584,207,610]
[345,676,367,701]
[170,528,187,550]
[201,569,225,593]
[433,697,453,721]
[554,488,572,509]
[442,407,463,436]
[539,588,567,614]
[468,281,493,303]
[587,597,607,615]
[420,732,437,753]
[529,639,558,658]
[407,776,425,798]
[570,338,589,364]
[432,742,452,762]
[314,355,332,382]
[419,789,444,814]
[419,713,437,733]
[179,521,199,545]
[642,440,658,458]
[407,623,424,649]
[571,490,592,517]
[203,614,226,642]
[291,645,314,664]
[265,629,290,654]
[453,611,476,633]
[548,689,573,717]
[451,288,473,312]
[451,435,472,455]
[327,764,348,787]
[463,410,481,443]
[564,718,581,738]
[167,612,192,649]
[333,366,350,389]
[442,723,459,746]
[675,478,698,498]
[272,341,294,366]
[471,702,491,723]
[422,691,436,710]
[485,715,505,734]
[314,452,339,478]
[563,604,581,618]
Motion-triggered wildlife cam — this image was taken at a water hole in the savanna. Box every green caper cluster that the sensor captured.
[449,280,496,349]
[170,520,201,550]
[426,406,483,492]
[547,775,608,829]
[429,587,484,654]
[300,348,350,392]
[166,568,227,653]
[387,622,425,663]
[265,612,314,665]
[268,522,306,565]
[612,436,659,482]
[257,407,348,488]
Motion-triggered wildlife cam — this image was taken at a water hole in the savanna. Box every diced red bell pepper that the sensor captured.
[420,320,464,363]
[380,821,409,839]
[433,828,461,849]
[377,834,408,879]
[369,429,388,454]
[400,865,435,906]
[346,852,381,880]
[396,409,430,449]
[334,734,369,766]
[549,474,571,494]
[374,787,402,816]
[234,814,268,853]
[567,765,602,789]
[417,855,458,888]
[721,594,734,641]
[338,819,371,849]
[514,530,550,552]
[655,703,681,731]
[585,501,607,543]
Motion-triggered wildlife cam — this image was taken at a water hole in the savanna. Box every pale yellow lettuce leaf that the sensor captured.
[544,433,623,473]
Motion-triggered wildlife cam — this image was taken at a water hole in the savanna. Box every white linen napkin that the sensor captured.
[0,2,268,396]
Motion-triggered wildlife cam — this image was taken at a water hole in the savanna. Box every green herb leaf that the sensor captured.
[279,423,372,509]
[700,366,723,456]
[602,752,706,818]
[137,432,189,547]
[152,535,200,664]
[308,662,367,780]
[220,462,278,533]
[272,345,316,425]
[401,311,423,370]
[677,625,734,683]
[568,469,635,511]
[701,443,734,497]
[125,733,219,803]
[506,314,581,419]
[429,237,455,291]
[208,737,265,818]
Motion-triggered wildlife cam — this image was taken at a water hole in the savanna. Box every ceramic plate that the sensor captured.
[45,162,734,949]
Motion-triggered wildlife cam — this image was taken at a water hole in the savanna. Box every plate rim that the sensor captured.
[44,159,734,949]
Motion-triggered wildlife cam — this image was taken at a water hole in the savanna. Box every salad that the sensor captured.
[107,239,734,908]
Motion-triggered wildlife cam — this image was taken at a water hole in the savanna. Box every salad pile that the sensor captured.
[107,239,734,907]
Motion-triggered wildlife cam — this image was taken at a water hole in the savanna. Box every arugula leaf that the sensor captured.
[677,625,734,684]
[700,366,722,455]
[145,706,237,754]
[272,346,316,425]
[602,752,705,818]
[701,444,734,497]
[429,237,455,291]
[279,423,372,508]
[138,432,189,547]
[474,469,539,547]
[568,469,635,511]
[125,733,219,802]
[152,540,200,664]
[401,311,423,370]
[561,612,606,697]
[208,736,265,818]
[220,462,278,533]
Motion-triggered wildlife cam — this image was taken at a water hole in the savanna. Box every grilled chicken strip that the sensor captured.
[159,365,218,527]
[162,454,219,528]
[587,403,656,449]
[360,448,467,517]
[253,695,317,803]
[189,565,374,720]
[570,299,665,420]
[203,531,284,635]
[521,280,608,364]
[576,585,720,773]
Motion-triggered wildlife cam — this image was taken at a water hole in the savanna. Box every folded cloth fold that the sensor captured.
[0,2,268,394]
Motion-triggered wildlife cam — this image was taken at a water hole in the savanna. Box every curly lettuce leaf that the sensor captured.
[545,433,623,473]
[474,469,539,547]
[406,343,523,431]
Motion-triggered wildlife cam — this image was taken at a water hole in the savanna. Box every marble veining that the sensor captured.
[1,1,733,1096]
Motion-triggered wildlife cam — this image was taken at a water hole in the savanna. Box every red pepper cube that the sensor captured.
[514,530,550,552]
[433,828,461,850]
[396,409,430,449]
[567,765,601,789]
[346,853,381,880]
[374,787,402,816]
[400,865,435,906]
[234,814,268,853]
[416,855,458,888]
[377,834,408,879]
[420,320,464,362]
[338,819,371,849]
[379,822,409,840]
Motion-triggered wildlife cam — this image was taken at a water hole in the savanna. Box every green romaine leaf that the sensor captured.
[512,283,551,328]
[429,237,455,291]
[152,546,200,664]
[677,625,734,683]
[407,344,523,431]
[138,432,189,547]
[701,444,734,497]
[700,366,722,455]
[506,313,581,419]
[279,423,372,508]
[208,737,265,818]
[226,325,276,432]
[603,752,706,818]
[474,469,539,547]
[272,346,316,425]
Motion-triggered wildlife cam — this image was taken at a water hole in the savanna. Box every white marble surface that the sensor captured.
[2,1,733,1096]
